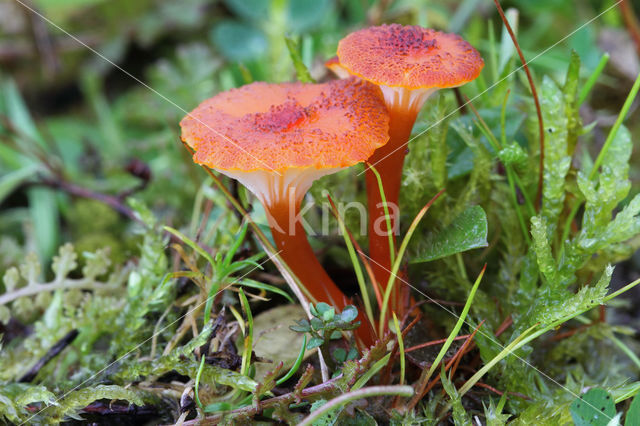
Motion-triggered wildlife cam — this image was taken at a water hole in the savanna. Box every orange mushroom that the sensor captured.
[324,56,350,79]
[333,24,484,298]
[180,78,389,345]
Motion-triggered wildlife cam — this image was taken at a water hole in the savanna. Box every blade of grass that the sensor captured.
[367,163,397,266]
[284,36,315,83]
[276,335,307,385]
[352,352,392,391]
[298,386,413,426]
[238,288,254,377]
[578,53,610,105]
[392,313,405,385]
[327,194,375,330]
[164,226,215,268]
[237,278,293,302]
[379,189,445,337]
[408,265,486,408]
[447,275,640,413]
[488,20,499,83]
[590,72,640,179]
[410,320,485,408]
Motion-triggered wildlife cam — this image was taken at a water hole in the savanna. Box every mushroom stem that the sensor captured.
[266,199,347,309]
[265,197,376,347]
[365,106,419,314]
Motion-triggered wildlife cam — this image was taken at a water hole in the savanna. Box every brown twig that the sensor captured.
[404,335,470,354]
[621,0,640,55]
[19,329,78,382]
[32,175,212,254]
[181,375,344,424]
[447,320,485,381]
[413,321,484,406]
[22,0,60,76]
[549,323,592,342]
[494,315,513,337]
[37,175,136,218]
[493,0,545,211]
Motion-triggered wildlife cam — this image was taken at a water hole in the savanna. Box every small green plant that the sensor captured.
[290,303,360,370]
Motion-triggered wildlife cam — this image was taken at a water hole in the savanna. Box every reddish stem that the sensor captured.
[621,0,640,55]
[266,199,375,347]
[365,107,418,314]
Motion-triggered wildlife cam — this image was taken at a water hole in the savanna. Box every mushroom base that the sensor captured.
[266,197,376,348]
[219,167,376,347]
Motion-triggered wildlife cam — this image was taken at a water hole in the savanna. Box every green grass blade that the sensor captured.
[352,352,392,390]
[284,36,315,83]
[392,313,405,385]
[423,265,486,385]
[590,72,640,180]
[164,226,215,267]
[238,288,254,377]
[379,189,445,336]
[276,335,307,385]
[367,163,396,266]
[327,194,375,329]
[237,278,293,302]
[578,53,610,105]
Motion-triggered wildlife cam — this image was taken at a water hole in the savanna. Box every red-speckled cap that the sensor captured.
[337,24,484,89]
[180,78,389,172]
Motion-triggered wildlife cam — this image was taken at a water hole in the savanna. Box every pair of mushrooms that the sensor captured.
[181,24,483,345]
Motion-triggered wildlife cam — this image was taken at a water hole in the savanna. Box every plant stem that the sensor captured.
[298,386,414,426]
[0,278,122,306]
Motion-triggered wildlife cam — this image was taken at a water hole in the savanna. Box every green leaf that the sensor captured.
[412,206,488,263]
[307,337,324,350]
[570,388,616,426]
[51,385,144,422]
[333,348,347,363]
[223,0,330,32]
[340,305,358,323]
[210,20,267,62]
[0,165,39,204]
[310,317,323,331]
[290,319,311,333]
[534,265,612,327]
[531,215,557,284]
[539,75,572,235]
[315,303,331,316]
[28,187,60,262]
[578,125,632,233]
[497,141,527,167]
[204,402,233,413]
[625,393,640,426]
[322,307,335,322]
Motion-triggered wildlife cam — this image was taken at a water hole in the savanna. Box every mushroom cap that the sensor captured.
[337,24,484,89]
[180,78,389,172]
